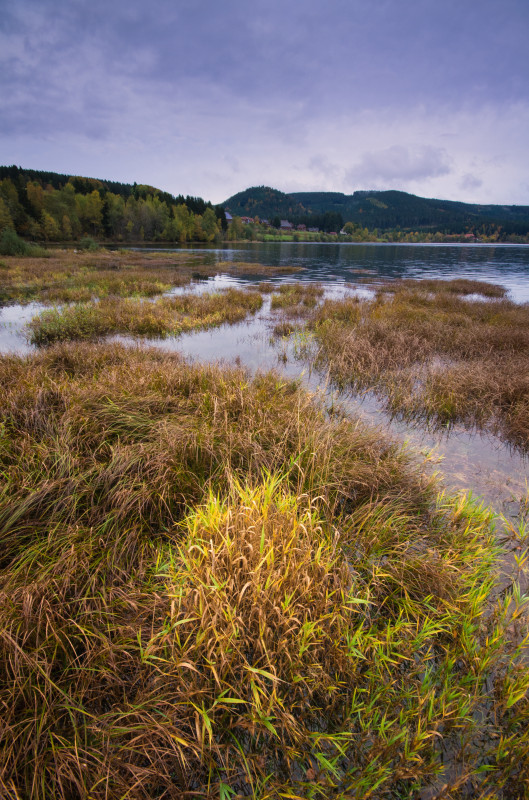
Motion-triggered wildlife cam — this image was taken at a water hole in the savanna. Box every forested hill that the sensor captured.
[0,165,226,243]
[223,187,307,220]
[224,186,529,235]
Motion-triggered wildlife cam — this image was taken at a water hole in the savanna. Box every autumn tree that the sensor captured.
[0,197,14,232]
[201,207,219,241]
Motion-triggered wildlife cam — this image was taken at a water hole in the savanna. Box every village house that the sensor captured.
[280,220,293,230]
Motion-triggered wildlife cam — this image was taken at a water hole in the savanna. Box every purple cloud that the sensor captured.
[0,0,528,203]
[345,146,451,190]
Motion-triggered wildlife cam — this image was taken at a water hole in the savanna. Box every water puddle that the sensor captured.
[0,301,46,354]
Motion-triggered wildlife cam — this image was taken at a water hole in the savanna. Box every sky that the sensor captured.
[1,0,529,205]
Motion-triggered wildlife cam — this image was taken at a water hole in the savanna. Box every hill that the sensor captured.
[224,186,529,236]
[223,186,307,220]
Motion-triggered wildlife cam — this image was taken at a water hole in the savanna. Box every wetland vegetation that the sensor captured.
[27,289,263,345]
[308,279,529,452]
[0,249,214,305]
[1,341,528,798]
[1,248,529,798]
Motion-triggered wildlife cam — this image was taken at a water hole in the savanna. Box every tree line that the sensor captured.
[0,166,227,243]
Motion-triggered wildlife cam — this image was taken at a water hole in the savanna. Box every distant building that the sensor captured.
[261,219,270,227]
[225,212,233,222]
[280,220,293,230]
[296,224,307,231]
[308,227,319,233]
[241,216,254,225]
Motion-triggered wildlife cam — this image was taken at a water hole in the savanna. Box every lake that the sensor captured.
[141,240,529,301]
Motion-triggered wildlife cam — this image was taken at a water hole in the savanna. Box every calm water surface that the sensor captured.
[144,241,529,301]
[3,243,529,516]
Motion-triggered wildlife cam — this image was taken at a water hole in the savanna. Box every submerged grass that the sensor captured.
[310,279,529,451]
[27,288,263,344]
[0,249,215,305]
[0,341,528,798]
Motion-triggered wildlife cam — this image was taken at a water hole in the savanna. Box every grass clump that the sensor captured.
[271,282,324,314]
[0,341,528,797]
[310,279,529,450]
[383,277,508,299]
[273,320,299,337]
[27,288,263,345]
[0,248,215,304]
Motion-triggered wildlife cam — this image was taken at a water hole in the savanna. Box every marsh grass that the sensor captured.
[271,282,324,315]
[310,280,529,450]
[382,278,508,299]
[0,341,528,797]
[27,288,263,344]
[272,320,300,337]
[0,249,215,305]
[258,281,275,293]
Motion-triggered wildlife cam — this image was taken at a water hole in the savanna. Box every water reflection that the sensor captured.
[148,241,529,301]
[0,302,44,354]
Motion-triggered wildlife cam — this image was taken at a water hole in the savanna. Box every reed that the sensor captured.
[0,341,528,797]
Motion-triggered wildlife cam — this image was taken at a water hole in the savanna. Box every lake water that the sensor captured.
[143,241,529,301]
[2,242,529,525]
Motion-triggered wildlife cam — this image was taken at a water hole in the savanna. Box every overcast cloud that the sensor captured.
[1,0,528,203]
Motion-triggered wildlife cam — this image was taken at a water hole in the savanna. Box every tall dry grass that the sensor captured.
[271,282,324,314]
[310,280,529,450]
[0,342,528,797]
[0,249,214,305]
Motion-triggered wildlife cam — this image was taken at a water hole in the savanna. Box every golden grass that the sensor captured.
[270,283,324,315]
[382,278,507,299]
[0,341,528,797]
[0,249,215,304]
[27,288,263,344]
[310,279,529,450]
